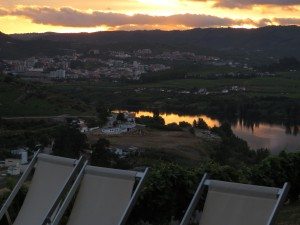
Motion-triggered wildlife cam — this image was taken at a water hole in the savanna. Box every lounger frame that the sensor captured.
[42,157,87,225]
[180,173,290,225]
[0,150,40,224]
[0,151,85,225]
[47,166,149,225]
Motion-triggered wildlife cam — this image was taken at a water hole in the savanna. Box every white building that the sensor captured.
[89,127,100,132]
[222,89,229,94]
[101,111,137,135]
[5,158,21,168]
[7,165,21,176]
[110,146,143,158]
[28,68,44,72]
[115,53,131,59]
[119,123,136,131]
[89,49,100,55]
[25,57,37,69]
[101,127,123,135]
[77,119,88,133]
[80,126,89,133]
[136,49,152,55]
[11,148,28,164]
[112,148,128,158]
[49,69,66,79]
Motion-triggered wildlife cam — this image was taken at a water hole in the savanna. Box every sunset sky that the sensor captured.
[0,0,299,34]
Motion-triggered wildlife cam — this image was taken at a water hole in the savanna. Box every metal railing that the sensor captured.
[0,150,40,224]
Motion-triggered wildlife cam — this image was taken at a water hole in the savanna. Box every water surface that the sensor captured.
[134,111,300,154]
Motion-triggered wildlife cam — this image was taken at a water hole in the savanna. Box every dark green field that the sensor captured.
[0,77,93,117]
[49,71,300,98]
[140,73,300,98]
[0,71,299,119]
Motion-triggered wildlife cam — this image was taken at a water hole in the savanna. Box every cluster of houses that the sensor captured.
[0,114,144,177]
[204,71,274,78]
[74,112,143,136]
[1,47,251,82]
[109,49,152,59]
[75,119,100,134]
[0,148,29,176]
[109,146,144,159]
[73,114,144,159]
[1,48,172,81]
[2,55,74,80]
[132,86,247,97]
[178,86,246,95]
[101,112,138,135]
[222,86,246,94]
[97,60,169,80]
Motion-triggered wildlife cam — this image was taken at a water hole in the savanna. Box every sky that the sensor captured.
[0,0,299,34]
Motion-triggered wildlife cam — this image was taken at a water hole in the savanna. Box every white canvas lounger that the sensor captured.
[47,165,149,225]
[180,173,290,225]
[0,152,85,225]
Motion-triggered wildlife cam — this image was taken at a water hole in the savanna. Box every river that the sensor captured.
[132,111,300,154]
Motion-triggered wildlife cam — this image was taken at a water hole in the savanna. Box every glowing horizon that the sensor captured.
[0,0,299,34]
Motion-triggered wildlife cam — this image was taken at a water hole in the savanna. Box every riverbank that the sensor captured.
[114,110,300,154]
[87,127,218,165]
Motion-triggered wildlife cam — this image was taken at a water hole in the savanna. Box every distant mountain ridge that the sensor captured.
[2,26,300,60]
[0,32,18,46]
[0,32,13,41]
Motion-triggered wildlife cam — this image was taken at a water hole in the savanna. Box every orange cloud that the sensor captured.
[273,18,300,25]
[0,8,9,15]
[8,7,255,28]
[4,6,280,29]
[0,5,299,33]
[190,0,300,8]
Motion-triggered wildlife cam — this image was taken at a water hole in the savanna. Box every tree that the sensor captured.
[193,118,209,130]
[136,116,165,129]
[179,121,192,128]
[251,152,300,202]
[212,122,234,137]
[3,75,13,83]
[116,113,126,122]
[38,134,50,147]
[52,125,87,158]
[26,137,36,150]
[130,163,199,224]
[90,138,115,167]
[189,127,195,135]
[153,109,160,119]
[210,123,263,167]
[96,101,111,126]
[165,123,182,131]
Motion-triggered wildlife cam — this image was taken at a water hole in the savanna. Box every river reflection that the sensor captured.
[134,111,220,128]
[133,111,300,154]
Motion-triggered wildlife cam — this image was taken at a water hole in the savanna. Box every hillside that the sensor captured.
[0,32,22,59]
[9,26,300,59]
[0,75,93,116]
[0,32,19,57]
[0,32,13,42]
[0,32,75,59]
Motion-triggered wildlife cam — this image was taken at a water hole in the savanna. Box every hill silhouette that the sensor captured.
[2,26,300,59]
